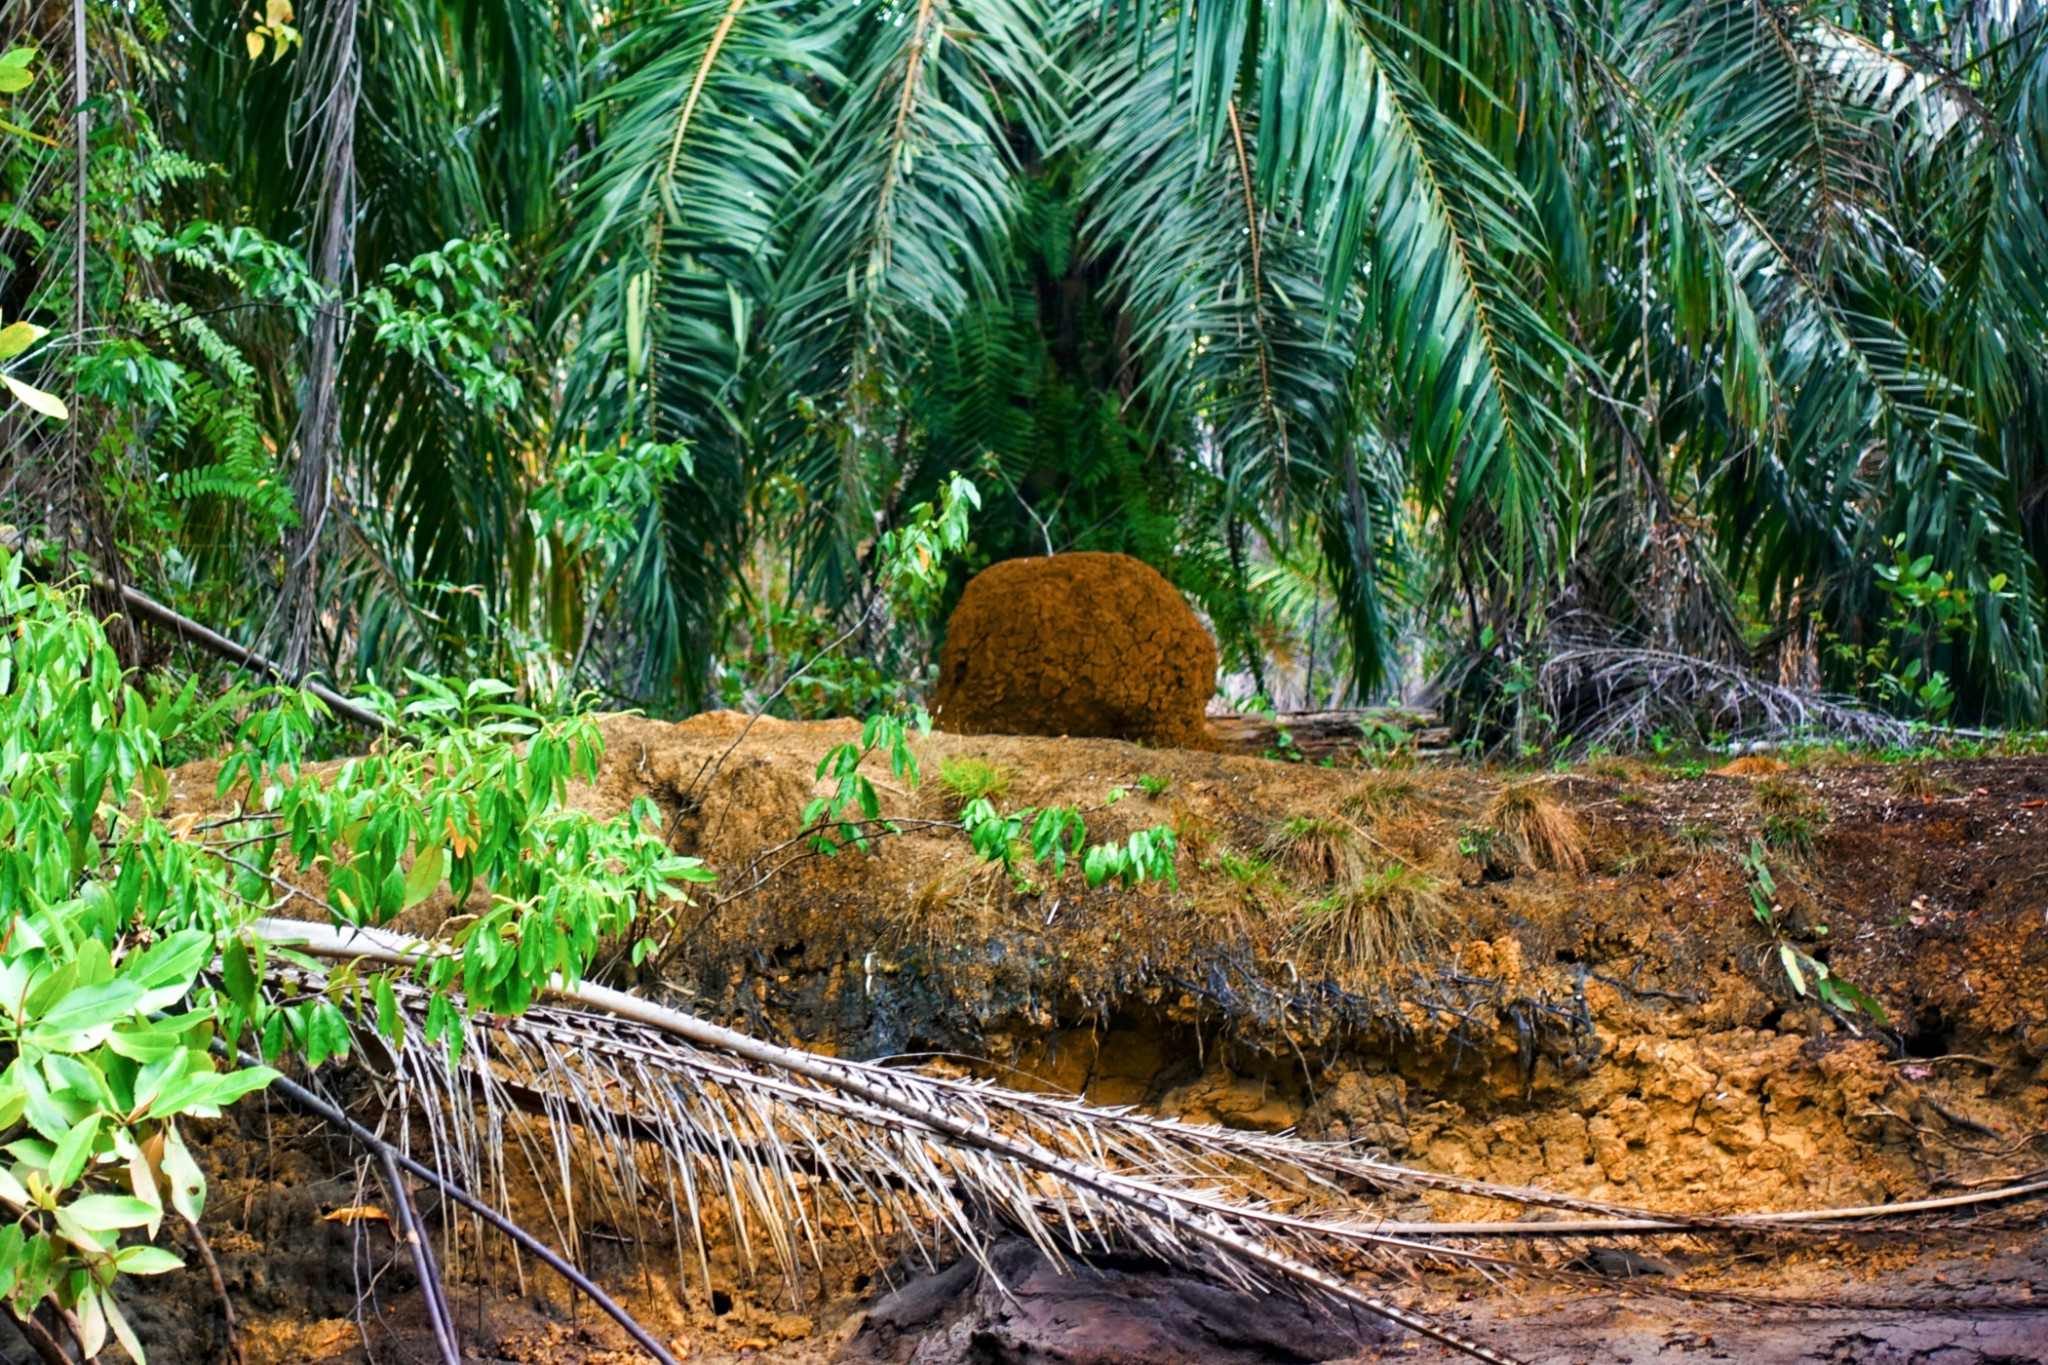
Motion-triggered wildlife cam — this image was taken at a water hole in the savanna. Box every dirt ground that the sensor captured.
[97,716,2048,1364]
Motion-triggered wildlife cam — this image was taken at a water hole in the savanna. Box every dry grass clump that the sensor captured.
[1711,753,1790,778]
[938,754,1015,808]
[1290,863,1446,975]
[1341,772,1426,821]
[1485,780,1588,874]
[1267,813,1370,885]
[1170,806,1221,861]
[1750,775,1830,857]
[1889,762,1955,800]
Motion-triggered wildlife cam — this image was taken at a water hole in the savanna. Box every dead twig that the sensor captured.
[184,1217,243,1365]
[3,1308,69,1365]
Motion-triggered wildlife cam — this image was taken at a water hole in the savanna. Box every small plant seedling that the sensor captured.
[1737,840,1886,1023]
[1217,852,1281,895]
[1676,820,1720,854]
[1136,773,1172,797]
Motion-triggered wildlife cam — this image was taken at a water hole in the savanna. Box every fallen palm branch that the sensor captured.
[245,919,2048,1365]
[1539,643,1913,752]
[256,919,1525,1364]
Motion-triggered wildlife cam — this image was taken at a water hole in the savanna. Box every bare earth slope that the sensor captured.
[135,717,2048,1365]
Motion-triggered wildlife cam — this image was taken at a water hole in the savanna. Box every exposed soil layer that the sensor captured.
[931,553,1218,749]
[99,721,2048,1365]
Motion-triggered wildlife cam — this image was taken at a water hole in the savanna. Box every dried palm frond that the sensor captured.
[1538,645,1912,753]
[250,920,2048,1364]
[259,921,1530,1363]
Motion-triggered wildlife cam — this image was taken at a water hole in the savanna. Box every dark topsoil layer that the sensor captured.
[94,718,2048,1365]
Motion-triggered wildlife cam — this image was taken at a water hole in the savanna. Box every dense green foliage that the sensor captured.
[0,547,707,1347]
[5,0,2048,729]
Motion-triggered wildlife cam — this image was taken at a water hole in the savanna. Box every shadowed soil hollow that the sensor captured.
[98,719,2048,1365]
[931,553,1218,749]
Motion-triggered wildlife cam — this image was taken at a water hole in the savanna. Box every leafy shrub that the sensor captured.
[0,548,710,1351]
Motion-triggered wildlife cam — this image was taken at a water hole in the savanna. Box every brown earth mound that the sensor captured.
[932,552,1217,749]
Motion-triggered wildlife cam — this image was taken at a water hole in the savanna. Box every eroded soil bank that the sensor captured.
[108,718,2048,1364]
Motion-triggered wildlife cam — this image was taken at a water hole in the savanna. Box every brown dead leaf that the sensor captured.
[322,1205,390,1225]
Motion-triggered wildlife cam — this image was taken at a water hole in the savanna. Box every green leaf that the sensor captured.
[37,980,145,1036]
[374,975,401,1043]
[48,1115,99,1190]
[106,1018,205,1063]
[61,1194,160,1232]
[124,931,213,992]
[0,320,44,360]
[105,1290,148,1365]
[161,1124,205,1223]
[222,938,258,1011]
[402,845,446,909]
[113,1244,184,1276]
[1777,944,1809,997]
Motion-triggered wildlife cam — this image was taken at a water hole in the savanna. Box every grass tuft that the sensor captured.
[938,755,1014,807]
[1889,762,1954,800]
[1291,863,1445,975]
[1485,780,1587,874]
[1751,776,1829,857]
[1342,772,1424,820]
[1268,814,1368,885]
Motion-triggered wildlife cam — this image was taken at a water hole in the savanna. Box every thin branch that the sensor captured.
[183,1218,243,1365]
[377,1146,461,1365]
[254,1066,684,1365]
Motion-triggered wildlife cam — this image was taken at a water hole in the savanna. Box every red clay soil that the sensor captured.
[931,553,1218,749]
[103,724,2048,1365]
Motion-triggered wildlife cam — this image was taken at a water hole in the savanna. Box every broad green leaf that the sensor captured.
[2,372,68,420]
[0,320,44,360]
[107,1019,202,1063]
[113,1244,183,1276]
[105,1291,148,1365]
[48,1114,99,1190]
[402,845,445,909]
[222,938,258,1010]
[34,979,146,1038]
[1777,944,1808,997]
[61,1194,160,1232]
[124,931,212,991]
